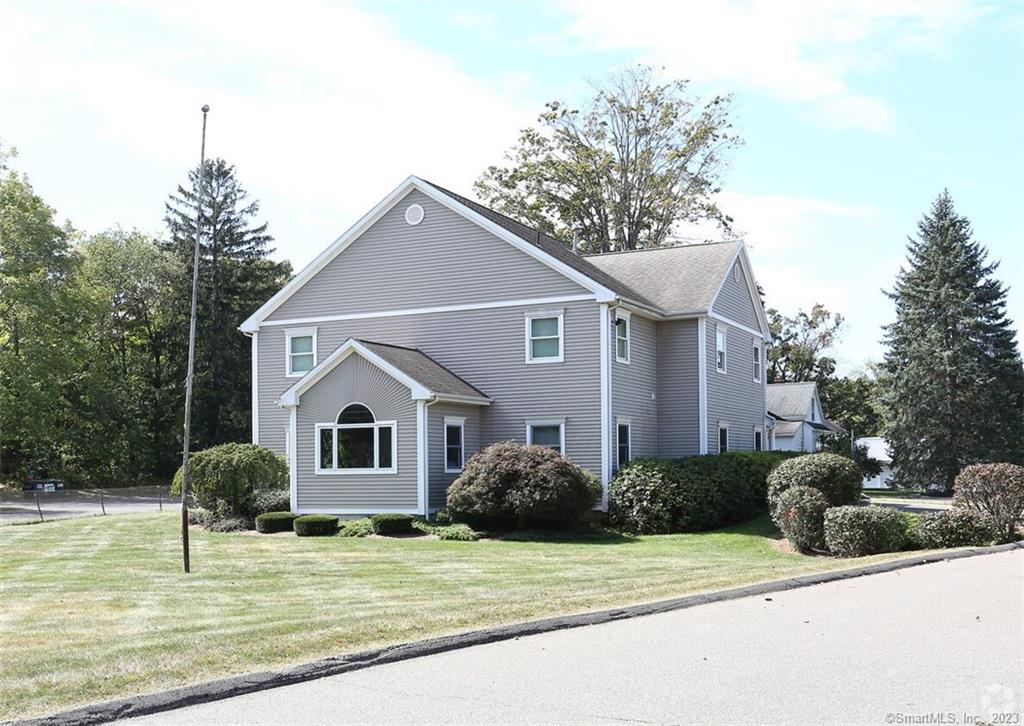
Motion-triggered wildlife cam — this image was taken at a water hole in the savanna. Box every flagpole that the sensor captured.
[180,104,209,574]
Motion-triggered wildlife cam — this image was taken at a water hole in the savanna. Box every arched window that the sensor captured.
[317,403,396,474]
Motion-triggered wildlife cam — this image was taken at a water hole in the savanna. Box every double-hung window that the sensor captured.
[286,327,317,377]
[754,426,764,452]
[752,341,762,383]
[718,423,729,453]
[317,403,397,474]
[527,420,565,454]
[525,311,563,363]
[616,419,631,470]
[444,417,465,473]
[615,312,630,363]
[715,325,727,373]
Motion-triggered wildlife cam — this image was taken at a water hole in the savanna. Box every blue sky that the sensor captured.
[1,0,1020,373]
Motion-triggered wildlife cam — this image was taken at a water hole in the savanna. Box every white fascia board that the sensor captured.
[434,394,492,406]
[707,311,765,340]
[241,176,617,332]
[278,338,431,408]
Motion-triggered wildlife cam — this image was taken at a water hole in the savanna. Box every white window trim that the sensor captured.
[614,310,630,364]
[526,418,566,454]
[285,326,318,378]
[752,340,762,383]
[524,310,564,364]
[754,425,764,452]
[715,325,727,374]
[718,422,729,453]
[443,416,466,474]
[315,418,398,475]
[616,417,632,469]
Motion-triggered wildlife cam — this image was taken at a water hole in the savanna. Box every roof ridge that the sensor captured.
[357,339,420,353]
[582,240,741,257]
[767,381,818,386]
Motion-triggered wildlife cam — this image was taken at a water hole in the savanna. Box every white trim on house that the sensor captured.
[614,308,631,364]
[707,311,765,340]
[443,416,466,474]
[258,294,596,330]
[526,418,566,454]
[698,316,708,455]
[599,303,612,507]
[294,507,423,515]
[524,309,564,364]
[284,326,318,378]
[715,324,727,374]
[250,332,259,444]
[416,400,431,515]
[288,407,298,512]
[238,177,617,333]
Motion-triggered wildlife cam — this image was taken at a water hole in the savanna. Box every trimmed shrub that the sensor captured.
[774,486,828,552]
[716,451,795,512]
[608,459,683,534]
[171,443,288,520]
[824,506,910,557]
[250,489,291,519]
[370,512,414,535]
[447,442,600,529]
[413,520,482,541]
[953,463,1024,543]
[293,514,339,537]
[768,453,862,516]
[913,509,995,549]
[255,511,299,534]
[205,516,250,533]
[431,507,454,526]
[338,517,374,537]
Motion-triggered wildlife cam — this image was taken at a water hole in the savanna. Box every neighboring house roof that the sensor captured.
[583,242,741,315]
[767,381,845,435]
[856,436,893,465]
[240,176,770,337]
[278,338,491,408]
[772,420,804,437]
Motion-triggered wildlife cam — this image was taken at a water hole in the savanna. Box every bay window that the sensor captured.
[316,403,396,474]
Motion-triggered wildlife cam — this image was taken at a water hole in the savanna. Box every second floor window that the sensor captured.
[286,327,317,377]
[526,313,563,363]
[615,315,630,363]
[716,326,727,373]
[753,342,762,383]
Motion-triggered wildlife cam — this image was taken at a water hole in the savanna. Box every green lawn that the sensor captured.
[2,512,908,720]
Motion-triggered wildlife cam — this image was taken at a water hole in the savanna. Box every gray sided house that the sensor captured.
[240,177,772,515]
[766,381,843,452]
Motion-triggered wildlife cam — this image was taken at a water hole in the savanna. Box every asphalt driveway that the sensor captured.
[117,548,1023,726]
[0,487,177,524]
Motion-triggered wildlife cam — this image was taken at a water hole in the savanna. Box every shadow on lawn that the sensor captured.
[493,527,639,545]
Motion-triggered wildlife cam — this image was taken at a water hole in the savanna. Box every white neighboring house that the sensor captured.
[766,382,843,452]
[857,436,894,489]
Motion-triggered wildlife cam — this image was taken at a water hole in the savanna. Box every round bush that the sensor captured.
[171,443,288,519]
[370,512,413,535]
[768,453,862,516]
[447,441,600,529]
[824,506,910,557]
[774,486,828,552]
[293,514,339,537]
[255,511,299,534]
[953,463,1024,544]
[913,509,995,549]
[608,459,683,534]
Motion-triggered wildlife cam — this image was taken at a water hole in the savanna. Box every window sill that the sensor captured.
[525,357,564,365]
[444,467,463,475]
[315,468,398,476]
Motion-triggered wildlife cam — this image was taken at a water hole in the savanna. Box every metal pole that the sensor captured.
[158,484,162,511]
[35,493,43,522]
[100,493,106,516]
[180,104,209,574]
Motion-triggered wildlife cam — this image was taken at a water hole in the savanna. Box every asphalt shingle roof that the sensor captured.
[767,382,817,420]
[357,340,489,402]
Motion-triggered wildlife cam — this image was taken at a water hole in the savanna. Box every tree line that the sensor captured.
[0,147,290,485]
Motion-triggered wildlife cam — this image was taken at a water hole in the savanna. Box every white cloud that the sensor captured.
[555,0,986,133]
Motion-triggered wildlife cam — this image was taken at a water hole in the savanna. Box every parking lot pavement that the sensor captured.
[0,486,177,523]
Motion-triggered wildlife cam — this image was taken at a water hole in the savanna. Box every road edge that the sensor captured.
[11,541,1022,726]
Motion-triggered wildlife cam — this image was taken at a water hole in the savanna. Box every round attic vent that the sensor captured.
[405,203,424,226]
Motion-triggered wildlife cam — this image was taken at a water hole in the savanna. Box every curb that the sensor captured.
[13,541,1022,726]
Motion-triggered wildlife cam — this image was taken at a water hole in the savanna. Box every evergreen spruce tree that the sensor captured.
[882,191,1024,492]
[164,159,291,450]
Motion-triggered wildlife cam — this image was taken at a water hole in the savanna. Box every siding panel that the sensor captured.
[427,403,480,510]
[266,189,586,322]
[712,261,759,330]
[656,319,701,457]
[295,355,418,510]
[611,314,658,466]
[706,320,766,451]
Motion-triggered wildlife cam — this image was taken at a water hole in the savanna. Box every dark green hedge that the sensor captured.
[824,506,909,557]
[767,453,863,515]
[255,511,299,534]
[370,512,413,535]
[608,451,795,534]
[171,443,288,520]
[293,514,339,537]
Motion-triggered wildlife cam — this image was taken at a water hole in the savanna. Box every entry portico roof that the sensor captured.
[278,338,491,408]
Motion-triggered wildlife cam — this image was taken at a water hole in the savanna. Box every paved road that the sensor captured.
[0,486,177,523]
[118,550,1023,726]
